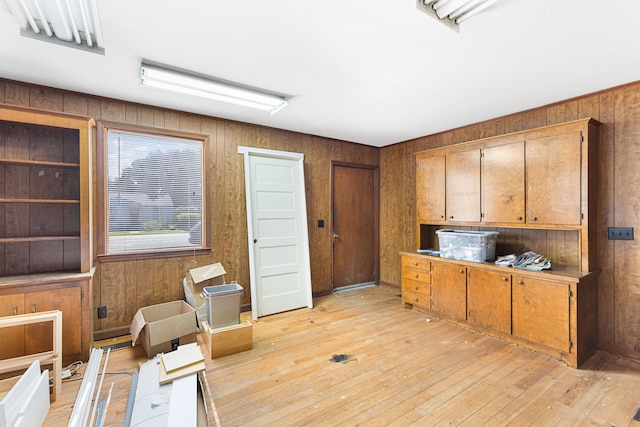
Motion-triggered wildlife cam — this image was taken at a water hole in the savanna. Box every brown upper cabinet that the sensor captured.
[481,140,525,224]
[526,131,582,225]
[446,149,481,222]
[416,153,445,222]
[416,149,481,223]
[416,119,597,229]
[415,118,599,272]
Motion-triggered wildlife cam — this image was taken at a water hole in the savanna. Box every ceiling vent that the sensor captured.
[3,0,104,54]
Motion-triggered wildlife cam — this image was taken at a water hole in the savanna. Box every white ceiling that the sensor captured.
[1,1,639,147]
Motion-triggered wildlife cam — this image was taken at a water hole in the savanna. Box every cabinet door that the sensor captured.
[467,268,511,334]
[416,153,445,222]
[0,294,26,359]
[446,150,480,222]
[432,262,467,319]
[512,276,570,352]
[25,286,82,358]
[526,132,582,225]
[482,142,525,224]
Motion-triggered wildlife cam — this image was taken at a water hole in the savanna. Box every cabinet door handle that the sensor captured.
[530,216,537,221]
[501,277,508,282]
[450,216,454,219]
[12,304,17,315]
[31,302,36,313]
[413,297,419,303]
[516,216,522,221]
[517,280,523,285]
[414,274,419,279]
[413,262,418,266]
[440,215,444,219]
[458,269,464,273]
[414,286,419,291]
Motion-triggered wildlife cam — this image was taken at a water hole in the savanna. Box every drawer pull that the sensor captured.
[501,277,508,282]
[413,262,418,266]
[414,286,419,291]
[12,304,17,315]
[414,274,419,279]
[413,297,419,302]
[31,302,36,313]
[517,280,523,285]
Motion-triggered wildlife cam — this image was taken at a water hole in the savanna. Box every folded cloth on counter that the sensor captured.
[495,251,552,271]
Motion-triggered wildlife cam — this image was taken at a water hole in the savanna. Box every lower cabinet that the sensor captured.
[512,274,570,353]
[432,262,467,320]
[401,253,597,368]
[467,268,511,334]
[0,272,93,365]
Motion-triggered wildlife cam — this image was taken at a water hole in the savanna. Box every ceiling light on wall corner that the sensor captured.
[4,0,104,54]
[417,0,501,30]
[139,63,288,116]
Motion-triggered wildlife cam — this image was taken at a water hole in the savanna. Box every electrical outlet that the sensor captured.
[608,227,634,240]
[97,305,107,318]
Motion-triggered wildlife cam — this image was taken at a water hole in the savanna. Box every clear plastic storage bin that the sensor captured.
[436,229,499,262]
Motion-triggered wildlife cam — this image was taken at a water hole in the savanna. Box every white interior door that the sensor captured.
[238,146,313,320]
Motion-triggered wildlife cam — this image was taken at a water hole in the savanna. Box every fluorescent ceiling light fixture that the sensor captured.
[417,0,501,30]
[3,0,104,54]
[139,64,288,115]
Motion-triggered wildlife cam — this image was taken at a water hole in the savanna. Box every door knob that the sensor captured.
[333,233,339,239]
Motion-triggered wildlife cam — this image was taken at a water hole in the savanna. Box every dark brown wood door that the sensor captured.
[332,165,377,289]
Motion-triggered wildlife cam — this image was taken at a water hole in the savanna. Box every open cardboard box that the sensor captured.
[130,300,197,358]
[184,263,227,327]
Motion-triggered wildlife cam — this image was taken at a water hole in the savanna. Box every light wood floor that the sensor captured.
[44,286,640,426]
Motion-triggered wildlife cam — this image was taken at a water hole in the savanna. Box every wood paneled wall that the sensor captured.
[3,77,640,362]
[380,82,640,361]
[0,79,378,337]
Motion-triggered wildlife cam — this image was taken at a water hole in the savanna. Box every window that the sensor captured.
[97,122,206,255]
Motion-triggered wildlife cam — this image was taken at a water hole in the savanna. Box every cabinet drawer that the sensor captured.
[403,290,431,308]
[403,281,431,296]
[402,269,432,283]
[402,257,431,272]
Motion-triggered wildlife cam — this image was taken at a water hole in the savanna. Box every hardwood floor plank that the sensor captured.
[40,286,640,426]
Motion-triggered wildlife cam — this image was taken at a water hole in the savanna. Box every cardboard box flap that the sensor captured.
[190,262,226,284]
[130,307,146,345]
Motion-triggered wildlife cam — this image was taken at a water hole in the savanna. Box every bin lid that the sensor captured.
[190,262,227,284]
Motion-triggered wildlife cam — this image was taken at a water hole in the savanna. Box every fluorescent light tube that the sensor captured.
[456,0,500,23]
[140,64,287,115]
